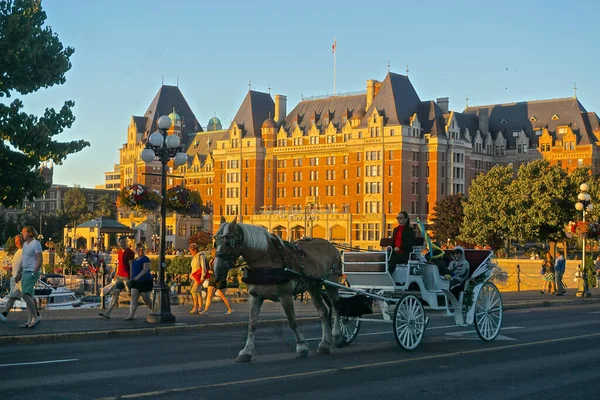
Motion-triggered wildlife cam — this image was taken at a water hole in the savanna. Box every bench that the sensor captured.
[342,250,395,290]
[442,249,493,279]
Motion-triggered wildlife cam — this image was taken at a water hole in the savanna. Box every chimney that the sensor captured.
[274,94,287,123]
[366,80,376,110]
[436,97,449,114]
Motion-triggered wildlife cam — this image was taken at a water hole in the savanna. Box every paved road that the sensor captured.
[1,302,600,399]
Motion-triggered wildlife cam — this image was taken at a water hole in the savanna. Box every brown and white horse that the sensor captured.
[213,216,344,362]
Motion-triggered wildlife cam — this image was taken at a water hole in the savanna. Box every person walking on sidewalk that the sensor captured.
[594,255,600,288]
[188,243,207,314]
[540,251,556,294]
[17,226,42,328]
[554,250,566,295]
[0,234,24,323]
[200,249,233,315]
[124,243,153,321]
[99,236,134,319]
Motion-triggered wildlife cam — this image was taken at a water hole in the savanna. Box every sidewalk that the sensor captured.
[1,289,598,344]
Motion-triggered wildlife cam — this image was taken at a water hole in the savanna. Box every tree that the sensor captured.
[63,186,90,239]
[188,230,213,249]
[460,165,514,250]
[94,194,117,219]
[430,193,465,246]
[0,0,89,207]
[509,160,570,244]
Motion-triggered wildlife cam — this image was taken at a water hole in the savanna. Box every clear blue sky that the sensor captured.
[17,0,600,188]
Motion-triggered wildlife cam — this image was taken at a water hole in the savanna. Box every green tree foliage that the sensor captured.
[4,235,16,256]
[63,186,87,223]
[0,0,89,207]
[509,160,570,243]
[460,165,514,250]
[94,194,117,219]
[430,193,465,244]
[167,256,191,277]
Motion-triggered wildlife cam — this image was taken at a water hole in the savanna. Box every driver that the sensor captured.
[448,246,470,291]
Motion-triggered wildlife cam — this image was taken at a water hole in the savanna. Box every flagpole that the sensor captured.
[333,37,336,95]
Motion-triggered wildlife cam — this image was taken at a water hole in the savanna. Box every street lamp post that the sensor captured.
[575,183,593,298]
[140,115,187,323]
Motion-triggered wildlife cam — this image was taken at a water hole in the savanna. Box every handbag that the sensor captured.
[540,266,546,275]
[191,268,203,284]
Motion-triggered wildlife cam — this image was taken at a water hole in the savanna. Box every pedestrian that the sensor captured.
[16,226,42,328]
[540,251,555,294]
[99,236,134,319]
[188,243,207,314]
[0,234,24,323]
[124,242,153,321]
[388,211,416,273]
[554,250,566,295]
[594,255,600,288]
[200,248,233,315]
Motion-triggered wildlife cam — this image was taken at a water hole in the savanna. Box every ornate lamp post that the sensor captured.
[140,115,187,323]
[575,183,592,298]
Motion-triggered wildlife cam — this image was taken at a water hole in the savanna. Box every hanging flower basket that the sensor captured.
[166,186,204,215]
[117,184,162,213]
[565,221,600,239]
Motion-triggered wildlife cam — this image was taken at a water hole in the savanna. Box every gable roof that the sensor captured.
[283,94,365,133]
[132,116,147,133]
[77,217,134,233]
[228,91,274,139]
[186,130,228,165]
[143,85,202,136]
[360,72,421,127]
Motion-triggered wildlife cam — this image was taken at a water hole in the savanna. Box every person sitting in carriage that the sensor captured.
[448,246,470,294]
[388,211,415,273]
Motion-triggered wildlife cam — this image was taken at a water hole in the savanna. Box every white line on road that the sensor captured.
[0,358,78,368]
[305,326,524,341]
[589,311,600,314]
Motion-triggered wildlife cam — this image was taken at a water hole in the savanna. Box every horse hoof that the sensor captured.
[296,348,309,358]
[317,345,331,354]
[236,353,253,363]
[333,335,345,347]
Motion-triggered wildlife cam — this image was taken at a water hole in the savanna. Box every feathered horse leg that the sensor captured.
[307,283,333,354]
[237,294,263,362]
[280,291,309,358]
[325,285,344,347]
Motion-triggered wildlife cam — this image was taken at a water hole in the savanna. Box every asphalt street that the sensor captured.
[1,302,600,400]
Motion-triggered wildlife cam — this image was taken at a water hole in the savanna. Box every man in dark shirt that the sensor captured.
[387,211,415,273]
[99,236,135,319]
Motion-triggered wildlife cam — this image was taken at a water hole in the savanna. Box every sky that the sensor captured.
[13,0,600,188]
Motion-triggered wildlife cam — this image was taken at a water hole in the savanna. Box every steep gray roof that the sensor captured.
[283,94,365,133]
[463,98,591,147]
[186,130,228,166]
[418,100,447,137]
[132,116,147,133]
[143,85,202,136]
[359,72,421,127]
[228,91,274,139]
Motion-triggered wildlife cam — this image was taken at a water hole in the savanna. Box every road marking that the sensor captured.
[589,311,600,314]
[94,332,600,400]
[445,326,524,341]
[0,358,78,368]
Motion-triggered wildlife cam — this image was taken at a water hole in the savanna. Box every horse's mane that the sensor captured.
[237,223,271,251]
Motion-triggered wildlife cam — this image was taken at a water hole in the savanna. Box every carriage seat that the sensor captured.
[441,249,494,295]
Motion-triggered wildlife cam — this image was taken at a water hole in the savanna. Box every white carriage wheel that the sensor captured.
[474,282,503,342]
[336,316,361,347]
[393,295,426,351]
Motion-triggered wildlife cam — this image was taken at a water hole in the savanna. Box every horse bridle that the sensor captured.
[214,230,243,265]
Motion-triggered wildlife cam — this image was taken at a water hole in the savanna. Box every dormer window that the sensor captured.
[552,114,560,120]
[529,116,537,122]
[535,129,543,136]
[501,118,508,124]
[324,116,329,125]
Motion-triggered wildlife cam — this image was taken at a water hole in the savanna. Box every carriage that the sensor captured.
[213,216,503,362]
[327,221,503,350]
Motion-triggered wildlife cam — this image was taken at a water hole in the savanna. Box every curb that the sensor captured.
[2,298,599,345]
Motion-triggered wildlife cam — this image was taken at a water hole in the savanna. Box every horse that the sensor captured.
[213,216,344,362]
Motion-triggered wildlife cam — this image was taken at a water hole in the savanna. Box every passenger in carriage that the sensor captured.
[388,211,415,273]
[448,246,470,292]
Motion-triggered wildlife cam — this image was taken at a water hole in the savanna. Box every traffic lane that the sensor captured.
[2,303,600,399]
[6,327,598,400]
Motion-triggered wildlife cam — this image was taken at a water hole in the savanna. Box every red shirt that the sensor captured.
[117,248,135,278]
[394,225,405,253]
